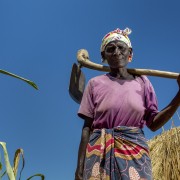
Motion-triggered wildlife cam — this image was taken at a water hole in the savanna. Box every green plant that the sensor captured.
[0,69,42,179]
[0,142,44,180]
[0,69,38,90]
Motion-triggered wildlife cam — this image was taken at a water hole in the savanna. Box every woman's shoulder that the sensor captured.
[139,75,149,81]
[136,75,151,84]
[87,74,109,87]
[137,75,156,93]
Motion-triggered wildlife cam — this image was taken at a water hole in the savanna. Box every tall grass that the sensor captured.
[148,111,180,180]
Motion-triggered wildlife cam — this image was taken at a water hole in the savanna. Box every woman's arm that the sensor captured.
[75,116,93,180]
[149,75,180,132]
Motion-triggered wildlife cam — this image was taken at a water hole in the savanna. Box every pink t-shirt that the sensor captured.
[78,73,158,129]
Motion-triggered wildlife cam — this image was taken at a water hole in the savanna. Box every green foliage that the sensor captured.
[0,69,40,179]
[0,142,44,180]
[0,69,38,90]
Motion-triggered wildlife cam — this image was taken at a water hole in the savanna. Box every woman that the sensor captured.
[75,28,180,180]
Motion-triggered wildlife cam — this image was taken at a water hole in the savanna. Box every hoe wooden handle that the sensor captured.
[77,49,179,79]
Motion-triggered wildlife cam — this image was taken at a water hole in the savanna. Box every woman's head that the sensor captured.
[100,28,133,64]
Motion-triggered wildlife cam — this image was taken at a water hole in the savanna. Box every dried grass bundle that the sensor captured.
[148,127,180,180]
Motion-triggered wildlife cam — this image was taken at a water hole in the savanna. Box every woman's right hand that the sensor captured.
[75,168,83,180]
[75,117,93,180]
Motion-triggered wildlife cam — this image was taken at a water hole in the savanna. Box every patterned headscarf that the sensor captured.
[100,28,132,63]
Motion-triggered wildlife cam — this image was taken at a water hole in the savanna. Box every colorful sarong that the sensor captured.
[83,126,152,180]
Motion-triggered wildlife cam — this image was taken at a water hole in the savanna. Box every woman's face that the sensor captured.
[102,40,132,68]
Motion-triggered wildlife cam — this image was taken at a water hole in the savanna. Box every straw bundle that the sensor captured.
[148,127,180,180]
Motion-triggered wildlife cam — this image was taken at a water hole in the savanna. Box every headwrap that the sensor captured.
[100,28,132,63]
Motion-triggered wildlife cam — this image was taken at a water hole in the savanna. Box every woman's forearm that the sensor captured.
[75,117,93,180]
[149,90,180,131]
[75,127,91,179]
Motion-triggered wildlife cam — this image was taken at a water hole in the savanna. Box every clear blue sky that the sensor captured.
[0,0,180,179]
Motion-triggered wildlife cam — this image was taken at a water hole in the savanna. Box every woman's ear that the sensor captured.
[129,48,133,55]
[128,55,132,62]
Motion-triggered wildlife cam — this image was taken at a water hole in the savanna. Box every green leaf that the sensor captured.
[0,69,38,90]
[27,174,45,180]
[13,149,25,180]
[1,171,7,178]
[0,162,2,171]
[0,142,15,180]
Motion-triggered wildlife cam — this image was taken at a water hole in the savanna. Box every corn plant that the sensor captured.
[0,142,44,180]
[0,69,42,179]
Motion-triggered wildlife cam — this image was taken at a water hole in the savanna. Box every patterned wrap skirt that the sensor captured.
[83,126,152,180]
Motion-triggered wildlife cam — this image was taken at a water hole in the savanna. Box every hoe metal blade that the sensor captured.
[69,63,85,104]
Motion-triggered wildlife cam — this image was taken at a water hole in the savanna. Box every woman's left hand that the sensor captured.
[149,74,180,131]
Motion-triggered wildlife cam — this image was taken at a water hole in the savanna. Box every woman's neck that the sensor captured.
[109,67,134,80]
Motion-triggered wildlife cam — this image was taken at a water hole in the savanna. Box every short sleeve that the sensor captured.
[143,76,159,127]
[78,79,95,119]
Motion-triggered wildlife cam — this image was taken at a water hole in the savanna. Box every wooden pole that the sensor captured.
[77,49,179,79]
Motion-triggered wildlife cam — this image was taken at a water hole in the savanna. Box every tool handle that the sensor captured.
[77,49,179,79]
